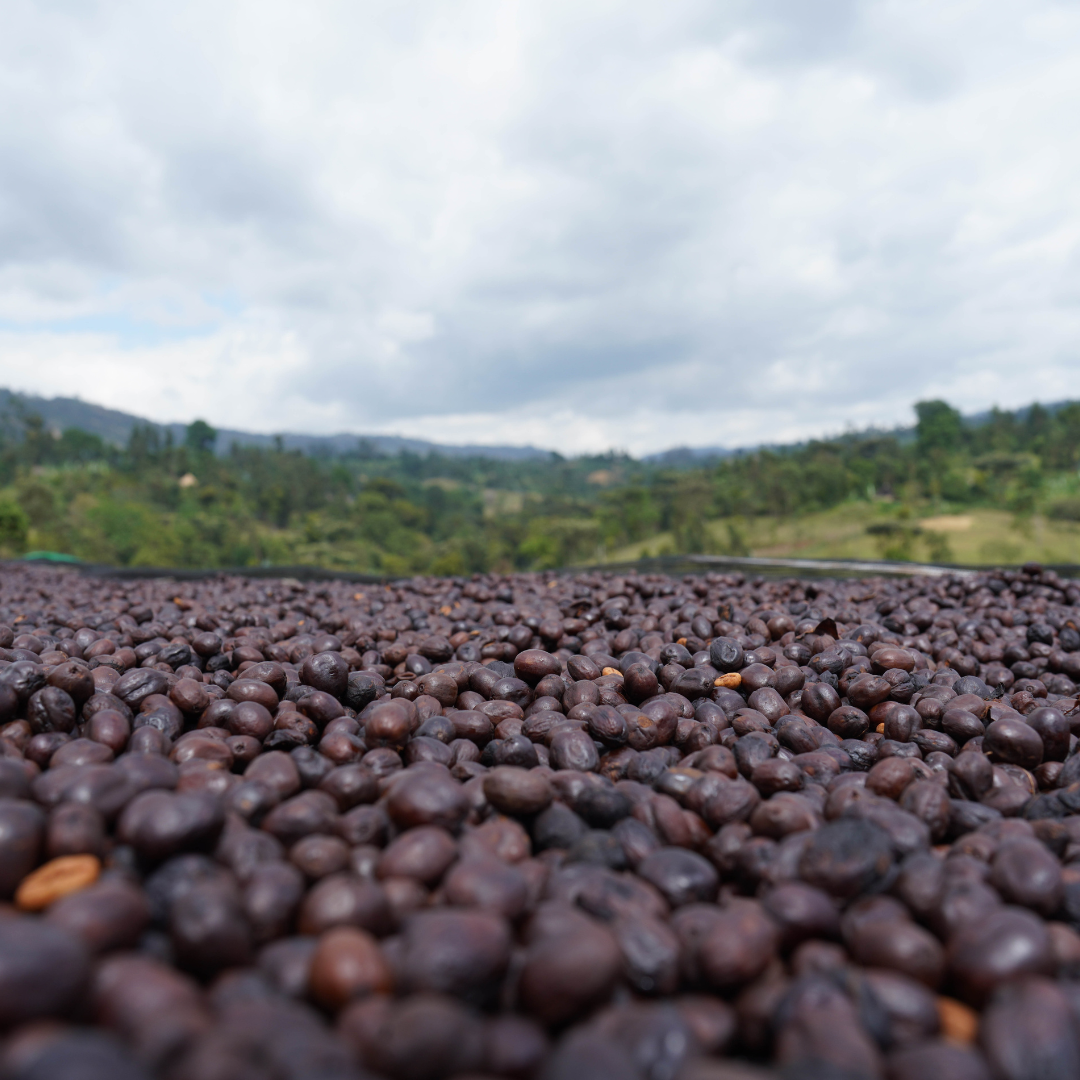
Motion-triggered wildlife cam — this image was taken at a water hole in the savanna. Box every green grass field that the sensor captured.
[608,504,1080,566]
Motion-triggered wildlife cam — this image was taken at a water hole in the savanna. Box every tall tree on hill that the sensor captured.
[185,420,217,455]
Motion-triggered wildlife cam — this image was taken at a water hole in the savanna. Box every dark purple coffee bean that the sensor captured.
[483,1014,550,1078]
[2,1027,149,1080]
[698,899,779,990]
[845,912,945,987]
[51,737,114,768]
[86,708,131,753]
[223,700,272,741]
[0,682,16,726]
[257,936,316,998]
[514,649,561,685]
[989,837,1063,916]
[566,829,628,869]
[228,678,280,712]
[306,925,391,1010]
[775,973,882,1078]
[798,817,894,898]
[671,667,715,701]
[379,825,458,884]
[761,882,840,950]
[710,638,744,673]
[244,751,301,800]
[0,661,47,706]
[443,856,529,918]
[491,677,531,708]
[242,860,306,943]
[985,717,1043,770]
[89,951,208,1066]
[518,903,622,1025]
[483,766,552,816]
[24,686,78,736]
[1025,706,1070,762]
[550,728,600,772]
[298,652,349,699]
[317,764,378,810]
[981,976,1080,1080]
[112,668,170,710]
[735,732,779,778]
[950,750,994,800]
[298,873,393,937]
[532,801,589,851]
[296,689,345,728]
[416,714,455,744]
[363,702,415,747]
[827,705,869,740]
[586,704,628,747]
[800,681,841,723]
[46,660,95,708]
[340,993,485,1079]
[846,673,893,710]
[775,719,819,756]
[623,663,660,704]
[572,784,632,828]
[490,733,540,769]
[336,804,390,847]
[898,780,952,843]
[883,704,920,742]
[46,878,151,953]
[344,672,381,712]
[261,790,337,846]
[566,654,601,681]
[117,789,224,861]
[888,1041,990,1080]
[398,908,511,1006]
[46,801,106,858]
[191,631,221,658]
[949,906,1053,1005]
[385,769,468,831]
[0,758,31,801]
[637,847,718,907]
[402,734,452,767]
[943,707,985,744]
[612,817,662,869]
[0,917,90,1026]
[0,797,45,896]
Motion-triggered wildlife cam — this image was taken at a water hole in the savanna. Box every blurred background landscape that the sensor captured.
[3,389,1079,575]
[4,3,1080,572]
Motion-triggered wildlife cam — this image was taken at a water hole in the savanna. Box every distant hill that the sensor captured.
[641,446,738,466]
[0,389,553,463]
[640,402,1078,465]
[3,387,1072,467]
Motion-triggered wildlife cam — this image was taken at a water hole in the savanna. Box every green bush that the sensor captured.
[0,497,29,554]
[1047,498,1080,522]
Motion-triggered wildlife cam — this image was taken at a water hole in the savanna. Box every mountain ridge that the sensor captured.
[0,389,552,462]
[2,388,1072,466]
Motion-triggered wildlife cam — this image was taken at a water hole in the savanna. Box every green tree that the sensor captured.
[126,424,162,467]
[185,420,217,455]
[915,400,963,454]
[669,475,714,553]
[0,497,29,553]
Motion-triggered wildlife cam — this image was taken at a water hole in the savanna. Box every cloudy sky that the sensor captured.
[1,0,1080,455]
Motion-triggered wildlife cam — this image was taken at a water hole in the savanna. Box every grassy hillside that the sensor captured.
[609,506,1080,567]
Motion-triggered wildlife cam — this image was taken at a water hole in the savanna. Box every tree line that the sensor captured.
[1,396,1079,573]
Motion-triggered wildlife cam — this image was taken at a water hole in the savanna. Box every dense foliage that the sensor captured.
[1,396,1079,572]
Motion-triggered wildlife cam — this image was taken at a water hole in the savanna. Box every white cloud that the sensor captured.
[1,0,1080,454]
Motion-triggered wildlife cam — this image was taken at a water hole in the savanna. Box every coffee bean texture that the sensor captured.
[0,560,1077,1078]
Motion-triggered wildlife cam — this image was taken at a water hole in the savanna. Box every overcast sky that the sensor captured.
[2,0,1080,455]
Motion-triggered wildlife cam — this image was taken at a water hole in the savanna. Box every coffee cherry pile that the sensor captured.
[1,561,1079,1080]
